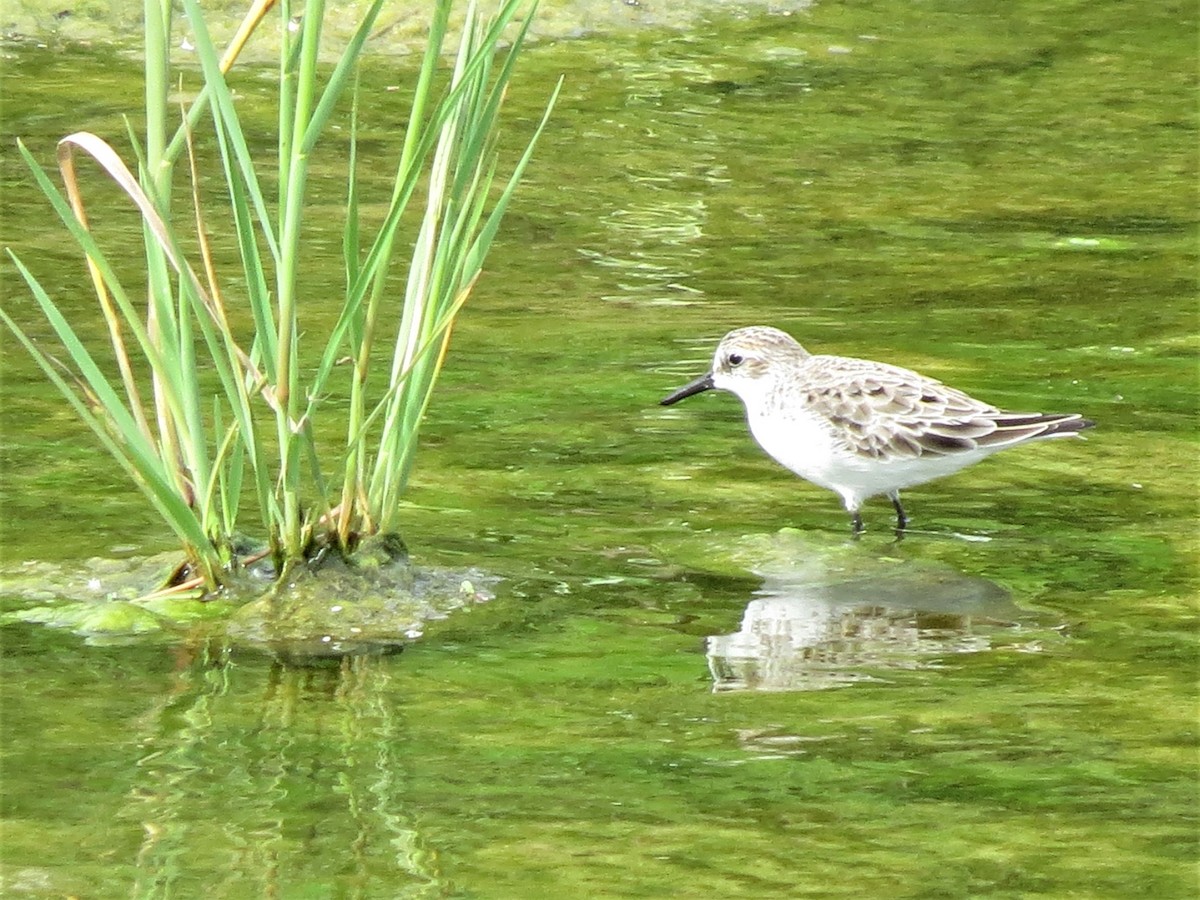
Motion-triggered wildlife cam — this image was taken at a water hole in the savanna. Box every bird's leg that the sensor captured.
[842,494,866,536]
[889,492,908,531]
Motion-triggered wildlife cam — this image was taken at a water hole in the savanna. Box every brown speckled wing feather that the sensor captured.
[797,356,1088,459]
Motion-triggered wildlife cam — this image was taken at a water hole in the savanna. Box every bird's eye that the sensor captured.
[728,353,744,367]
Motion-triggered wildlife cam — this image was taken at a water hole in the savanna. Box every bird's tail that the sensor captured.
[980,412,1095,448]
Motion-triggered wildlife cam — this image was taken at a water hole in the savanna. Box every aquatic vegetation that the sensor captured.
[1,0,558,592]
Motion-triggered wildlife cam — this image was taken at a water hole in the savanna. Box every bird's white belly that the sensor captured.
[746,409,991,502]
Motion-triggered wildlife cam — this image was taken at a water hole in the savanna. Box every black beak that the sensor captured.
[660,372,715,406]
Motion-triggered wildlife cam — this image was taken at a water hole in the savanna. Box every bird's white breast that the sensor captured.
[746,408,845,493]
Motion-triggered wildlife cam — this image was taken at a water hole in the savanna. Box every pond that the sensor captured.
[1,1,1197,897]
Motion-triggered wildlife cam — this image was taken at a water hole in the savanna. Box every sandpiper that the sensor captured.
[660,326,1094,533]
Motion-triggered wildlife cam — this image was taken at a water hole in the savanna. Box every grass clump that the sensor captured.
[2,0,559,593]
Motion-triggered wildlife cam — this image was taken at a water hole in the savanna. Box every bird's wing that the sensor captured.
[796,356,1079,459]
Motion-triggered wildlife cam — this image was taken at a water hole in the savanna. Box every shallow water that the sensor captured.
[1,2,1197,897]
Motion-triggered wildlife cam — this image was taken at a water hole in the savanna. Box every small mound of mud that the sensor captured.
[0,543,495,653]
[227,549,494,656]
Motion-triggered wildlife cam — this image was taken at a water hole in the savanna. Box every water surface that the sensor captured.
[1,2,1196,897]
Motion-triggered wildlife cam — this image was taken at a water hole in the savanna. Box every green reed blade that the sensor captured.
[6,256,160,467]
[209,399,245,539]
[300,0,387,155]
[465,75,563,276]
[16,142,193,440]
[2,260,217,569]
[179,0,281,264]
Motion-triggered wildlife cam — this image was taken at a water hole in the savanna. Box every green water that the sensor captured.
[2,2,1197,897]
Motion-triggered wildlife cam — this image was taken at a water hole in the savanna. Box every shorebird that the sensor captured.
[660,326,1094,533]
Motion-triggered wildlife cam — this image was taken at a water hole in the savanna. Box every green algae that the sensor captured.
[13,599,168,635]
